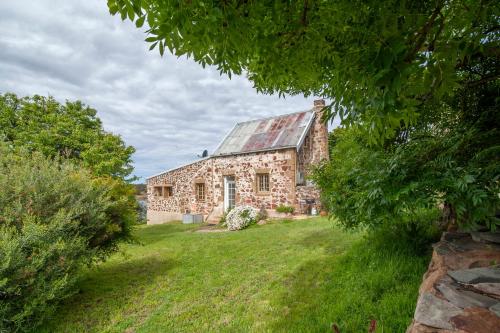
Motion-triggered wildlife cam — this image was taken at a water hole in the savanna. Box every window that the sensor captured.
[163,186,173,198]
[153,186,173,198]
[304,134,310,149]
[153,186,163,197]
[224,176,236,210]
[196,183,205,201]
[257,173,270,192]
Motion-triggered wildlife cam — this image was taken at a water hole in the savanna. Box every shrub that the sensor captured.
[0,146,135,332]
[225,206,259,231]
[275,205,295,214]
[312,123,500,232]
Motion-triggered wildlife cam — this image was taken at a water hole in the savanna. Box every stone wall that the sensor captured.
[297,100,329,181]
[147,158,214,223]
[212,148,297,209]
[407,232,500,332]
[310,99,330,164]
[147,148,299,224]
[295,185,321,214]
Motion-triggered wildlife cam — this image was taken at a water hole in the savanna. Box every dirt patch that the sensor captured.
[195,225,228,233]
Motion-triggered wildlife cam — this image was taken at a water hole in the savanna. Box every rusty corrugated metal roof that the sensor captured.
[212,110,314,156]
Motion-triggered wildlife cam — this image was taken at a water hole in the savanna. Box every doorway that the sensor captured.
[223,176,236,212]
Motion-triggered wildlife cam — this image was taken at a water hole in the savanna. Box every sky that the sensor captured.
[0,0,336,182]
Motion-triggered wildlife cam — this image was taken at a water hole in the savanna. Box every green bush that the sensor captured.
[0,146,135,332]
[275,205,294,214]
[313,119,500,232]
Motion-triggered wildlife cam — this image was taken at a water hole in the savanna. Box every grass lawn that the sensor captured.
[37,218,430,333]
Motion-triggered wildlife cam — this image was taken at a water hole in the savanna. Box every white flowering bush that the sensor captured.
[224,205,259,231]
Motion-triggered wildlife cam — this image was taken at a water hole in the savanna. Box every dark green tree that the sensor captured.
[0,93,136,180]
[108,0,499,141]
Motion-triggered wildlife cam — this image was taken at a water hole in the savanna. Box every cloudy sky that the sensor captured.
[0,0,335,182]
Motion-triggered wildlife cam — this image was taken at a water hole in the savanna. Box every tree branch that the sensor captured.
[301,0,309,27]
[405,1,444,63]
[465,73,500,87]
[428,12,445,52]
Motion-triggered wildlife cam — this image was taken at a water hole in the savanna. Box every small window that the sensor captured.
[196,183,205,201]
[163,186,173,198]
[257,173,270,192]
[153,186,163,197]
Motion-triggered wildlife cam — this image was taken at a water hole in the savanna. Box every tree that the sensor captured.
[108,0,499,142]
[0,93,136,181]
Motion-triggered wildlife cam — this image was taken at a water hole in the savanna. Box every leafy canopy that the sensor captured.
[108,0,499,142]
[0,93,136,180]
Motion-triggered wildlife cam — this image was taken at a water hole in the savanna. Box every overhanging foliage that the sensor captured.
[108,0,499,142]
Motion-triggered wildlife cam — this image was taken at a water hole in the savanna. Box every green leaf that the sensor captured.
[107,1,119,15]
[149,41,158,50]
[159,41,164,56]
[135,16,145,28]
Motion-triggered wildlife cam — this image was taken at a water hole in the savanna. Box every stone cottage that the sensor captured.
[146,100,329,224]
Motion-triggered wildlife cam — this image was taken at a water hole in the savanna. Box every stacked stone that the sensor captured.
[407,232,500,332]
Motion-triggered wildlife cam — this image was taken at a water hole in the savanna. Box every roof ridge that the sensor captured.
[146,156,211,180]
[234,109,313,125]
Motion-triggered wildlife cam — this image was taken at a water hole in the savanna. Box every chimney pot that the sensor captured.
[314,99,325,107]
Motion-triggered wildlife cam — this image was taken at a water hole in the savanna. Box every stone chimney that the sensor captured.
[313,99,326,109]
[311,99,329,162]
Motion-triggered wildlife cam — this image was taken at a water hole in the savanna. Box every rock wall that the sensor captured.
[407,232,500,333]
[147,148,302,224]
[295,185,321,214]
[297,100,329,179]
[147,158,214,217]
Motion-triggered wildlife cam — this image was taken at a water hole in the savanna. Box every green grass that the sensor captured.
[37,218,430,333]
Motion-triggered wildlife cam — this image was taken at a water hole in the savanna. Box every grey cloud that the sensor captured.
[0,0,337,181]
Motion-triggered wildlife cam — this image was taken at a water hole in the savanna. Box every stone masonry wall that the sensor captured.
[297,100,329,179]
[295,185,321,213]
[407,232,500,332]
[147,158,214,216]
[211,148,297,210]
[147,148,299,224]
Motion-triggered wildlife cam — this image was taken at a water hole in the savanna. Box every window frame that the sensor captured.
[195,182,205,201]
[256,173,270,193]
[153,186,163,197]
[163,186,173,198]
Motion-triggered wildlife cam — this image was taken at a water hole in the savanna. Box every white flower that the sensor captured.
[225,205,259,231]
